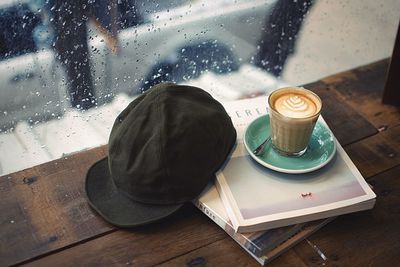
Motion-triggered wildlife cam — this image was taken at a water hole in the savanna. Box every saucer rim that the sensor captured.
[244,114,337,174]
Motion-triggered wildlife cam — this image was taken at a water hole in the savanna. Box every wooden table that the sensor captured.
[1,59,399,267]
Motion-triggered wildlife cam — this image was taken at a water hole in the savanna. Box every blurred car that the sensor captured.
[109,0,273,94]
[0,0,275,130]
[0,1,67,130]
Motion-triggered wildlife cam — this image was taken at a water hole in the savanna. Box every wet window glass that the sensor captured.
[0,0,399,175]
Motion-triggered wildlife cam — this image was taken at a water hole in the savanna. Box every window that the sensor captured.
[0,0,399,175]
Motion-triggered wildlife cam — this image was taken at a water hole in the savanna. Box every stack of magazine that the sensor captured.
[194,96,376,265]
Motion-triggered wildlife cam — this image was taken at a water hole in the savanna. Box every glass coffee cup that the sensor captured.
[268,87,322,157]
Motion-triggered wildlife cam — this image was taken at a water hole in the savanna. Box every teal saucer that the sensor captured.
[244,114,336,174]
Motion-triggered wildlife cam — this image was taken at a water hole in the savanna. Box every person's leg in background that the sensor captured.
[254,0,314,77]
[51,0,96,110]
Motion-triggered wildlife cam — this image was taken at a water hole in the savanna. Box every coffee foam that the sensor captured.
[274,93,317,118]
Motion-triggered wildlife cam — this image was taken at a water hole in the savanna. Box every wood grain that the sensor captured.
[305,81,377,145]
[0,146,110,267]
[321,59,400,129]
[345,124,400,178]
[155,237,308,267]
[22,206,227,267]
[293,165,400,267]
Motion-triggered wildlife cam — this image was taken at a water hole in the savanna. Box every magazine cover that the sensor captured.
[194,184,333,265]
[217,96,376,233]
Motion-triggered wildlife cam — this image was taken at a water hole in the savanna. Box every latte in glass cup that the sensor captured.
[268,87,322,156]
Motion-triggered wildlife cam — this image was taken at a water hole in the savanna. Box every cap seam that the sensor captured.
[109,92,149,170]
[156,90,172,191]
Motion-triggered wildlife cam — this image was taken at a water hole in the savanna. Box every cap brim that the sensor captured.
[85,158,183,228]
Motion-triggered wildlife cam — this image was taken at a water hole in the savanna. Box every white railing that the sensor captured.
[0,64,285,176]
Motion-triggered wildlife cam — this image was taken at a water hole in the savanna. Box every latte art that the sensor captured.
[275,93,317,118]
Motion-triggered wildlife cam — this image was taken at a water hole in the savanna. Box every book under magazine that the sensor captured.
[216,96,376,233]
[194,184,333,265]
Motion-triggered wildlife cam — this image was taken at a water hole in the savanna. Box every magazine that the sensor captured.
[216,96,376,233]
[194,184,333,265]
